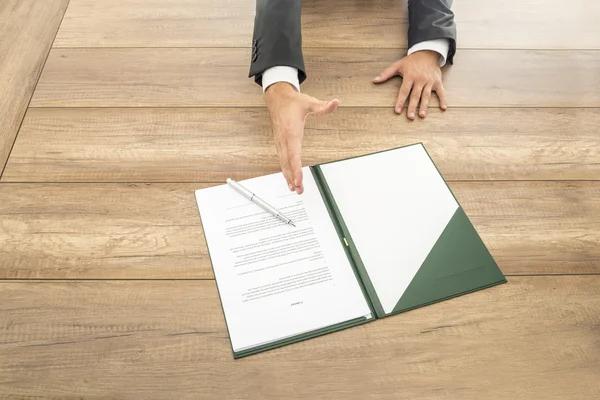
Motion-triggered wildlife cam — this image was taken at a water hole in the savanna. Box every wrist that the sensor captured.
[265,81,297,95]
[412,50,441,66]
[264,81,297,105]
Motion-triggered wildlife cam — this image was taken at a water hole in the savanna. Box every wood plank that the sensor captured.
[0,0,70,176]
[3,108,600,182]
[0,182,598,279]
[29,48,600,108]
[1,277,599,399]
[454,0,600,49]
[456,182,600,275]
[53,0,407,48]
[0,183,211,280]
[52,0,600,50]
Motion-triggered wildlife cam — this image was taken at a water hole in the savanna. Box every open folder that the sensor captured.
[194,143,506,358]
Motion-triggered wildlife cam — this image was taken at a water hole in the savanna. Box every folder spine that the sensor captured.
[310,166,385,318]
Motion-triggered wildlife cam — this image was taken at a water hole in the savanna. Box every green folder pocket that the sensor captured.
[391,207,507,314]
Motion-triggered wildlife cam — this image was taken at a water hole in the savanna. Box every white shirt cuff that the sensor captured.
[262,66,300,93]
[407,39,450,67]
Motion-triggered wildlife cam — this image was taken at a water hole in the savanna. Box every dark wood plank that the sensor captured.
[0,0,70,176]
[29,48,600,108]
[1,277,599,399]
[52,0,600,50]
[0,182,598,279]
[3,108,600,182]
[53,0,407,49]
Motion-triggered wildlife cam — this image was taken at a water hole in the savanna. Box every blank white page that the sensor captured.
[319,144,459,314]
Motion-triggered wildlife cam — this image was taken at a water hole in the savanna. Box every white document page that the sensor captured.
[195,167,371,352]
[319,144,459,314]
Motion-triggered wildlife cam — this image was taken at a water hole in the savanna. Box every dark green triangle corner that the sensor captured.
[391,207,507,315]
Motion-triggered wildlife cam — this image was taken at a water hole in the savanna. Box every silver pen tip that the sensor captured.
[290,222,296,227]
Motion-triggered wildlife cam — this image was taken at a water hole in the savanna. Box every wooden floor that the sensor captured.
[1,0,599,398]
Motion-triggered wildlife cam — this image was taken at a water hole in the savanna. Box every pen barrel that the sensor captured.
[253,196,288,222]
[226,178,293,225]
[227,180,254,200]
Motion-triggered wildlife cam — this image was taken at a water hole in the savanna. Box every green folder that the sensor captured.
[195,143,507,359]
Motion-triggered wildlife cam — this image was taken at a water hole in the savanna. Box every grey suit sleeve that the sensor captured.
[408,0,457,64]
[248,0,306,87]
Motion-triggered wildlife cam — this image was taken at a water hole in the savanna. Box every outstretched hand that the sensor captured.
[264,82,339,194]
[373,50,447,119]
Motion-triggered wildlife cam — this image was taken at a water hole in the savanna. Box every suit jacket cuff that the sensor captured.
[407,39,450,67]
[262,66,301,92]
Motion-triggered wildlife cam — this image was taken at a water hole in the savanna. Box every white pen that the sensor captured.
[226,178,296,227]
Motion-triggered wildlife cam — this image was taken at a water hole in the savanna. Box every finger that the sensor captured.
[435,81,448,111]
[287,137,304,194]
[407,84,424,120]
[276,136,295,191]
[419,84,433,118]
[395,79,413,115]
[307,98,339,117]
[373,62,401,83]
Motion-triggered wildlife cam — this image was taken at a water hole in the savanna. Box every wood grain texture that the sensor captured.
[53,0,407,48]
[3,108,600,182]
[454,0,600,49]
[455,182,600,275]
[0,184,211,279]
[1,277,599,399]
[3,0,597,397]
[29,48,600,108]
[52,0,600,50]
[0,0,70,176]
[0,182,598,279]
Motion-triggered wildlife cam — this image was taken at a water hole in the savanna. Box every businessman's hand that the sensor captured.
[264,82,338,194]
[373,50,447,120]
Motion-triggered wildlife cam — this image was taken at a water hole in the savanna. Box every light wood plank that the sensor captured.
[53,0,600,50]
[0,277,599,399]
[456,182,600,275]
[0,184,211,279]
[0,0,70,176]
[53,0,407,48]
[454,0,600,49]
[4,108,600,182]
[0,182,598,279]
[29,48,600,108]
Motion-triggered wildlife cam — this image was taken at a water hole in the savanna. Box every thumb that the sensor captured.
[306,98,339,117]
[373,61,402,83]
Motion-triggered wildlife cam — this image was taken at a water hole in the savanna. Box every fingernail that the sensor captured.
[288,183,294,191]
[409,112,415,119]
[373,76,380,82]
[420,111,426,117]
[395,107,402,114]
[442,104,447,110]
